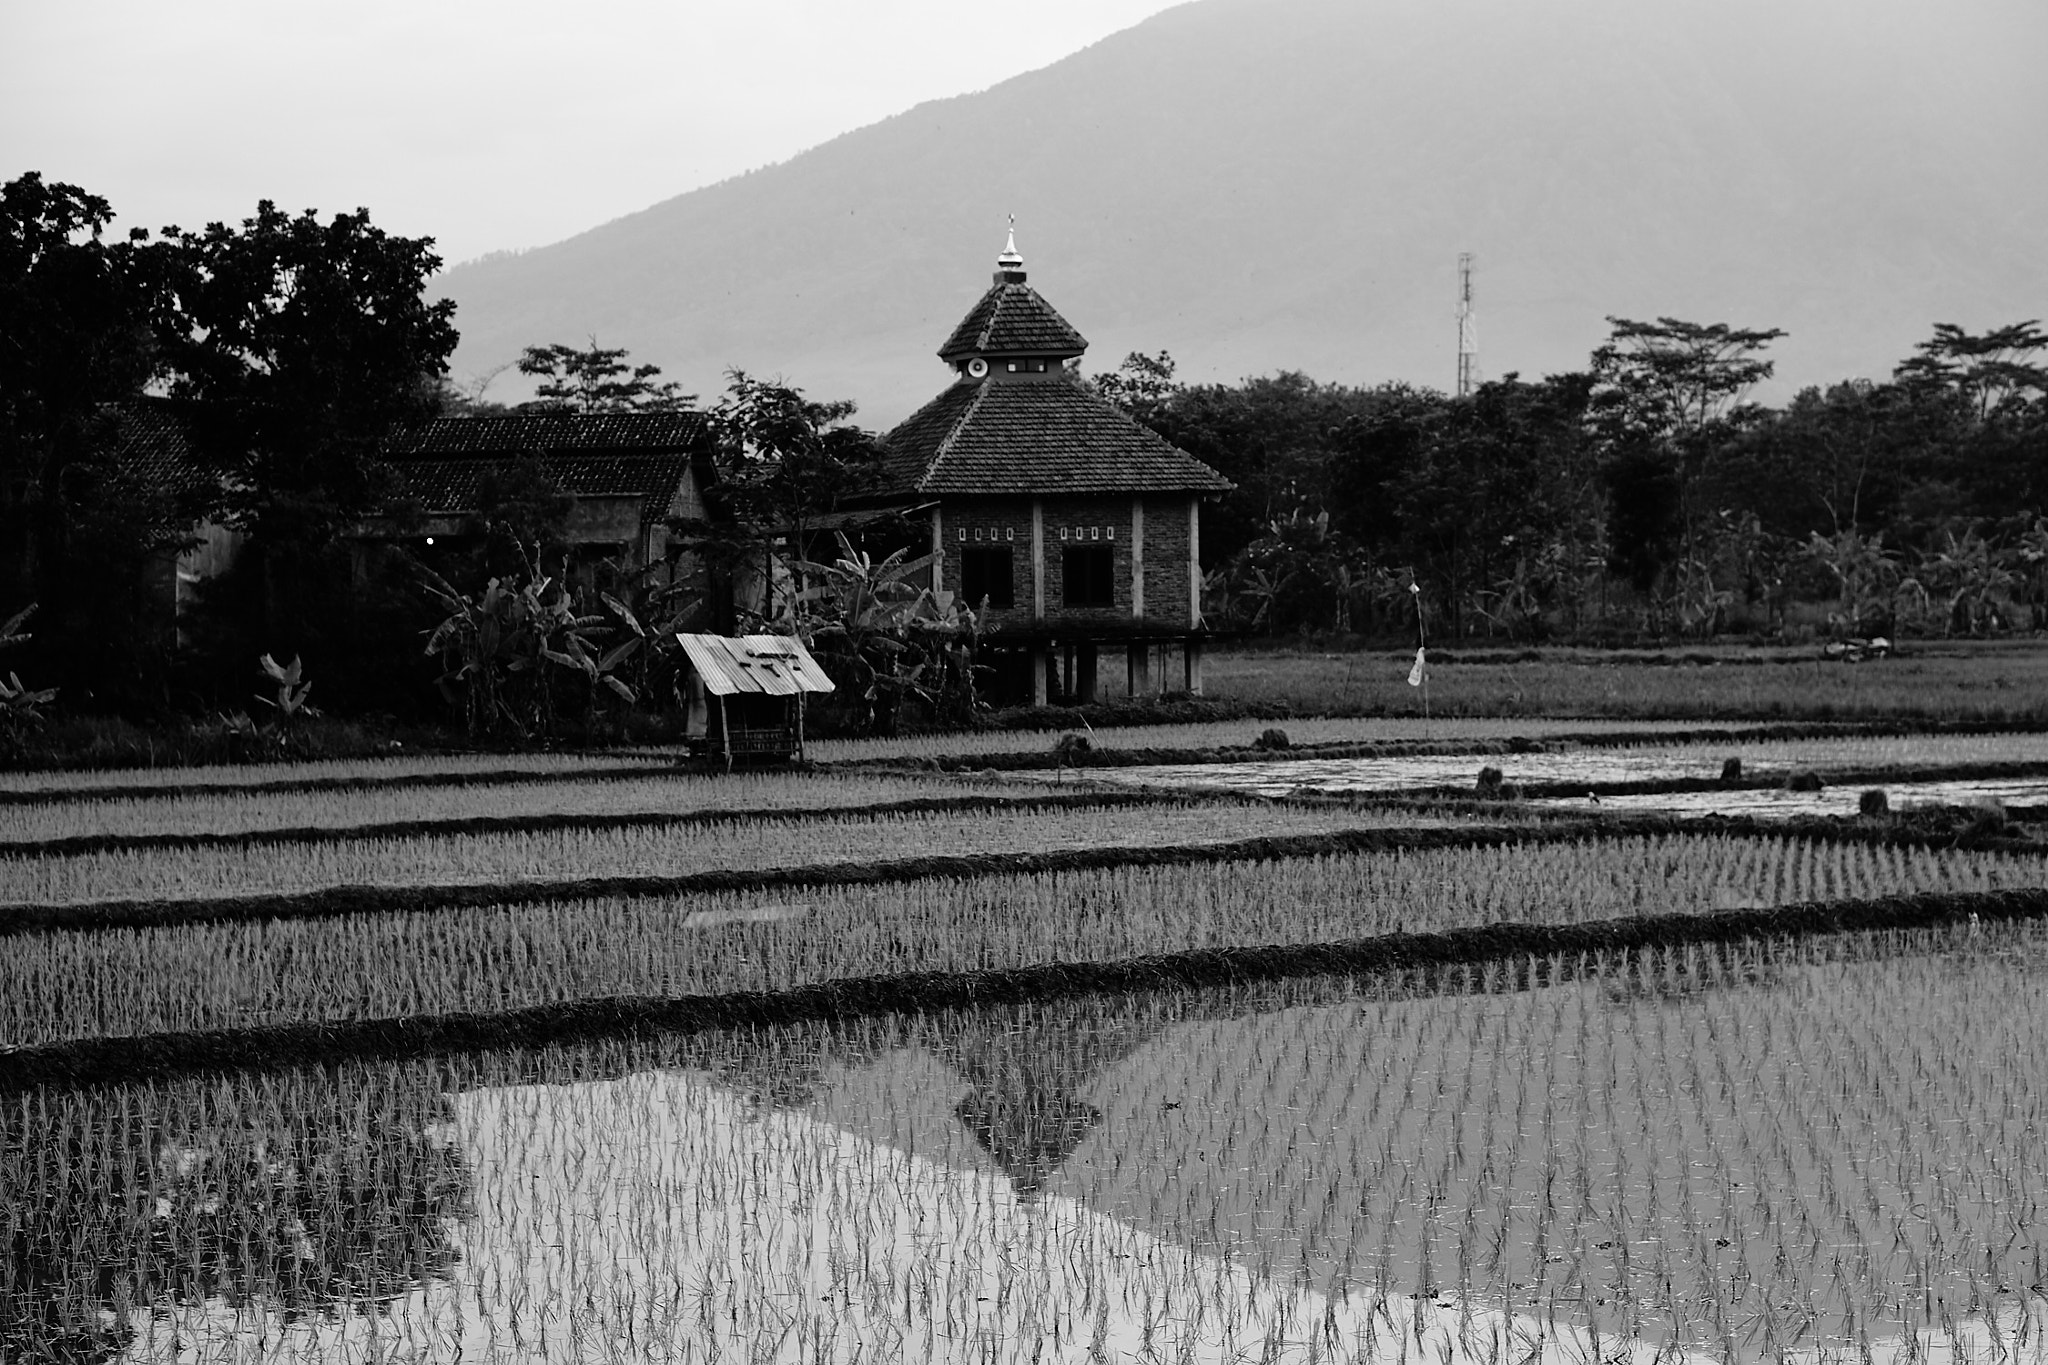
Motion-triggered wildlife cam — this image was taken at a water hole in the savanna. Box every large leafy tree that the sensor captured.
[1391,373,1599,638]
[1590,316,1784,619]
[154,201,459,665]
[0,173,211,699]
[157,202,458,546]
[1890,321,2048,518]
[516,339,694,412]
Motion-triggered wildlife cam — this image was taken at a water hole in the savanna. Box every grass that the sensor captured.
[8,832,2042,1046]
[1203,640,2048,724]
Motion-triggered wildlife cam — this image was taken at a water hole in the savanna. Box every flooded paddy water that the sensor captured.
[1065,730,2048,818]
[11,919,2047,1364]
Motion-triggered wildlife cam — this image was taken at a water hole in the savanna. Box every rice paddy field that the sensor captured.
[6,711,2048,1363]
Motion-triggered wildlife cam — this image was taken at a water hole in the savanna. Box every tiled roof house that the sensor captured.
[876,232,1231,703]
[95,401,244,647]
[363,410,714,577]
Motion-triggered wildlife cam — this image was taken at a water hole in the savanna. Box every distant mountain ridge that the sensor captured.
[433,0,2048,427]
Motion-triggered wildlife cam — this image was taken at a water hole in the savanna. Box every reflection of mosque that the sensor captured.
[929,997,1171,1201]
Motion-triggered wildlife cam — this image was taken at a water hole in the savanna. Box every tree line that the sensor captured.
[0,173,900,740]
[7,166,2046,749]
[1097,318,2047,643]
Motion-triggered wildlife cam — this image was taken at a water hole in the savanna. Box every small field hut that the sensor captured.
[674,633,835,764]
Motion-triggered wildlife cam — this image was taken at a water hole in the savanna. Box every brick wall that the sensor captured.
[1040,494,1132,628]
[938,497,1037,623]
[1140,496,1197,631]
[937,494,1199,631]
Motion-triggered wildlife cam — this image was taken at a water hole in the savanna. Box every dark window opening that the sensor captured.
[1062,545,1115,608]
[961,546,1015,608]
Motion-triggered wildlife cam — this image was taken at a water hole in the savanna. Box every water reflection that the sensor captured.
[6,922,2047,1363]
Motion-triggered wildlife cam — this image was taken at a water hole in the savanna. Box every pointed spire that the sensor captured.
[995,215,1026,284]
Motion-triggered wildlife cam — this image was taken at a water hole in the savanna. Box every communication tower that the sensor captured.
[1456,252,1477,397]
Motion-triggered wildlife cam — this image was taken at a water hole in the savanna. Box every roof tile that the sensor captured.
[937,283,1088,362]
[382,413,709,515]
[879,378,1233,496]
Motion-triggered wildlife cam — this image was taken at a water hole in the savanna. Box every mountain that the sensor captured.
[433,0,2048,427]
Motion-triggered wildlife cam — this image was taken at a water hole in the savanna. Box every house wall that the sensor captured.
[936,494,1199,632]
[564,496,649,562]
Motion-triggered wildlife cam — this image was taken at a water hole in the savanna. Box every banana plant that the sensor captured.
[420,543,638,739]
[785,533,981,732]
[0,604,57,755]
[256,653,318,725]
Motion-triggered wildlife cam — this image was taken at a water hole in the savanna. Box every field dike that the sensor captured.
[866,719,2047,774]
[1419,758,2048,801]
[6,812,2043,937]
[5,882,2041,1090]
[0,789,1194,860]
[0,760,671,808]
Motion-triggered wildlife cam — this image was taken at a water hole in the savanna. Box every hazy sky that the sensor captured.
[3,0,1183,268]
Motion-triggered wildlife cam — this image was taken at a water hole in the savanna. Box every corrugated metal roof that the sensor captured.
[676,633,837,697]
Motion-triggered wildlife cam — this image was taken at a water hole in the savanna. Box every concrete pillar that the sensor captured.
[1130,497,1146,621]
[1077,642,1099,703]
[1188,496,1202,627]
[1061,644,1075,700]
[1127,642,1152,698]
[1031,499,1045,621]
[930,507,945,596]
[1185,638,1204,695]
[1031,647,1050,707]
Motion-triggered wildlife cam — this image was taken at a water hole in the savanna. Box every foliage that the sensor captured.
[516,339,695,412]
[1894,321,2048,425]
[0,175,213,704]
[255,652,317,725]
[1590,317,1785,631]
[786,533,980,732]
[0,602,58,758]
[1090,349,1180,425]
[675,370,887,631]
[155,201,457,547]
[419,548,638,740]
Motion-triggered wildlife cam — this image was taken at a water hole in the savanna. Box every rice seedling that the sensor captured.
[0,747,671,796]
[0,770,1040,847]
[7,831,2042,1046]
[0,799,1394,907]
[6,919,2045,1363]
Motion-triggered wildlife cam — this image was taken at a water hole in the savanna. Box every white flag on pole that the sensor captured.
[1406,647,1427,687]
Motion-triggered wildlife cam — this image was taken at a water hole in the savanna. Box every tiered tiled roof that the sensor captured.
[382,412,709,515]
[879,377,1232,496]
[937,284,1088,362]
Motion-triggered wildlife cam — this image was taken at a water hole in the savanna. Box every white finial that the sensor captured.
[998,215,1023,269]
